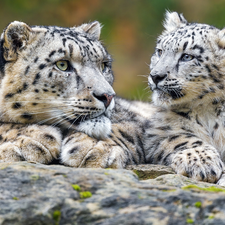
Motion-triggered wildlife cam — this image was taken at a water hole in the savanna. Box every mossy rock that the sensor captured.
[126,164,175,180]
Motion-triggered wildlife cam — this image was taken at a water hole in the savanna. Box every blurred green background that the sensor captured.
[0,0,225,101]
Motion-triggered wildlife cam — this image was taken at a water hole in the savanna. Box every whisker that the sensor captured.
[137,74,149,78]
[145,62,150,67]
[68,113,84,129]
[52,116,69,127]
[144,86,151,91]
[37,116,61,125]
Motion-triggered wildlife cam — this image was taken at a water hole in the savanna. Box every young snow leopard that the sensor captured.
[0,21,115,163]
[146,11,225,185]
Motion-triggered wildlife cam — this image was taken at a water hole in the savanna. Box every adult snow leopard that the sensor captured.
[0,21,115,163]
[0,20,149,169]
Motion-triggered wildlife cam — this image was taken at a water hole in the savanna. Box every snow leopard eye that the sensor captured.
[56,60,69,71]
[156,48,163,57]
[100,60,111,73]
[180,54,194,62]
[101,62,107,73]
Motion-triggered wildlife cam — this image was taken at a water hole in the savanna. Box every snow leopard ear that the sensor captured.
[3,21,32,61]
[79,21,102,41]
[163,11,187,33]
[217,28,225,49]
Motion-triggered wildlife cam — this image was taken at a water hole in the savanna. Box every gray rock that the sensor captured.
[126,164,175,180]
[0,162,225,225]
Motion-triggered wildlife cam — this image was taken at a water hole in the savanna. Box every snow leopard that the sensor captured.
[146,11,225,184]
[0,20,115,163]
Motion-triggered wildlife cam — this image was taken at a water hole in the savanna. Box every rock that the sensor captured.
[0,162,225,225]
[126,164,175,179]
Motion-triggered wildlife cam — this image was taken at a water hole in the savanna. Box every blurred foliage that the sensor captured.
[0,0,225,101]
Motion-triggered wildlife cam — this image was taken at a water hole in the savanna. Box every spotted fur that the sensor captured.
[0,21,115,163]
[61,98,150,168]
[64,12,225,186]
[147,11,225,184]
[2,14,225,186]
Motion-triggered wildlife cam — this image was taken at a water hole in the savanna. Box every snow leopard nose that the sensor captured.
[93,93,115,108]
[150,73,167,86]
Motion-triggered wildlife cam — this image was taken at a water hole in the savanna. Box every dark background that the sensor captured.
[1,0,225,101]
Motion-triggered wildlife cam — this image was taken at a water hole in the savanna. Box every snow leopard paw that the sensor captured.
[61,132,132,168]
[171,147,223,183]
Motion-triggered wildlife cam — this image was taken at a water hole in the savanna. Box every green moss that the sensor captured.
[0,167,7,170]
[137,193,144,199]
[71,184,81,191]
[182,185,202,190]
[80,191,92,199]
[182,185,225,193]
[186,218,194,224]
[203,186,225,192]
[30,174,39,180]
[104,172,109,175]
[208,215,215,219]
[195,201,202,208]
[71,184,92,198]
[133,170,140,176]
[132,169,155,180]
[53,210,61,225]
[13,197,18,200]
